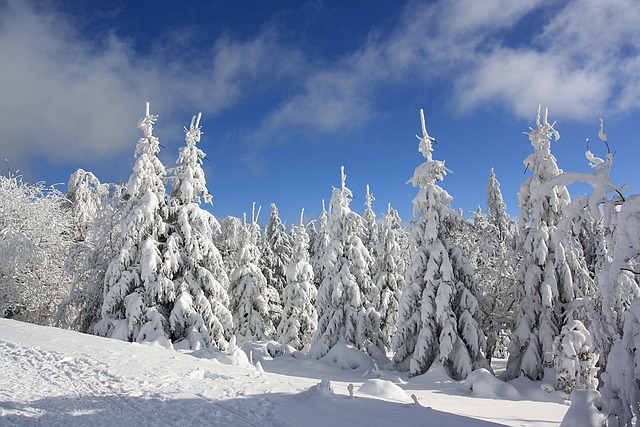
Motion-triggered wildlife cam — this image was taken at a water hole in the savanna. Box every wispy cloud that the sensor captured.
[0,1,301,172]
[1,0,638,179]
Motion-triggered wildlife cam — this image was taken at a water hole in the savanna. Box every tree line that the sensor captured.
[1,103,638,425]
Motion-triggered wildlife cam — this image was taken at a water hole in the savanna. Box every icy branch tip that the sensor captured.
[145,101,150,117]
[340,166,346,191]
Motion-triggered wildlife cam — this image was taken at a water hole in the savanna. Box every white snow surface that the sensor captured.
[0,319,569,426]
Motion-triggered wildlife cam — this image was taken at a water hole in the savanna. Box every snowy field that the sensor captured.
[0,319,569,426]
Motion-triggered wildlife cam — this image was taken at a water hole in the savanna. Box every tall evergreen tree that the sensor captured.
[166,113,233,351]
[393,109,486,379]
[311,167,381,358]
[374,203,406,352]
[362,185,379,258]
[95,102,172,344]
[260,203,291,327]
[504,107,583,381]
[229,208,275,342]
[277,210,317,350]
[309,200,329,289]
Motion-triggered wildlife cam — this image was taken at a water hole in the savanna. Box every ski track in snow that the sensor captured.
[0,319,569,426]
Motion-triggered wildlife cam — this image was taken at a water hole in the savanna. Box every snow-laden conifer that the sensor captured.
[362,185,379,258]
[260,203,291,327]
[166,113,233,350]
[374,203,406,352]
[95,102,172,344]
[277,209,317,350]
[309,200,330,288]
[311,167,381,358]
[229,208,276,342]
[503,107,580,381]
[392,109,486,380]
[218,216,244,274]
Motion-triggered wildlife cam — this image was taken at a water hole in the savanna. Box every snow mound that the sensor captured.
[191,336,253,369]
[560,389,606,427]
[296,379,335,401]
[358,379,411,402]
[321,342,375,371]
[464,369,520,400]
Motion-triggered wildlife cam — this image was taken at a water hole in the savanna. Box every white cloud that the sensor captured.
[0,1,301,171]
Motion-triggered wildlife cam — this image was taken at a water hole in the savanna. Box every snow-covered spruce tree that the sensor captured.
[229,208,276,342]
[166,113,233,351]
[503,107,590,382]
[277,209,317,350]
[309,200,330,289]
[311,167,381,358]
[362,185,379,259]
[218,215,244,274]
[392,109,486,380]
[95,102,173,344]
[474,169,517,360]
[0,173,73,325]
[260,203,292,326]
[375,203,407,353]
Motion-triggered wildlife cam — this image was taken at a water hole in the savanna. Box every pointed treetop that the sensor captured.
[185,112,203,147]
[138,101,158,139]
[341,165,347,192]
[299,208,305,227]
[365,185,375,210]
[525,106,559,154]
[417,108,436,161]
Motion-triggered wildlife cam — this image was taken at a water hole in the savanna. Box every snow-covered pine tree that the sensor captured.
[277,209,317,350]
[260,203,291,326]
[374,203,406,353]
[218,215,244,274]
[166,113,233,351]
[392,109,486,380]
[311,167,381,358]
[229,207,276,342]
[95,102,173,344]
[503,107,585,382]
[309,200,329,289]
[362,185,379,259]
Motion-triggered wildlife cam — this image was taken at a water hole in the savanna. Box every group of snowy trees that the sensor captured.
[2,102,640,425]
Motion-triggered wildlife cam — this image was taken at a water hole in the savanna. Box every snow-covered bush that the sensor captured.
[0,173,73,325]
[553,319,598,393]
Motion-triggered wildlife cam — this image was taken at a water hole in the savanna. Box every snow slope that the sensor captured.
[0,319,568,426]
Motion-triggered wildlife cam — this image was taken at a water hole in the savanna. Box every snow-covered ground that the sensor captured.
[0,319,568,426]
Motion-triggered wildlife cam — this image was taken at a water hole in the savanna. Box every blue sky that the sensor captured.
[1,0,639,224]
